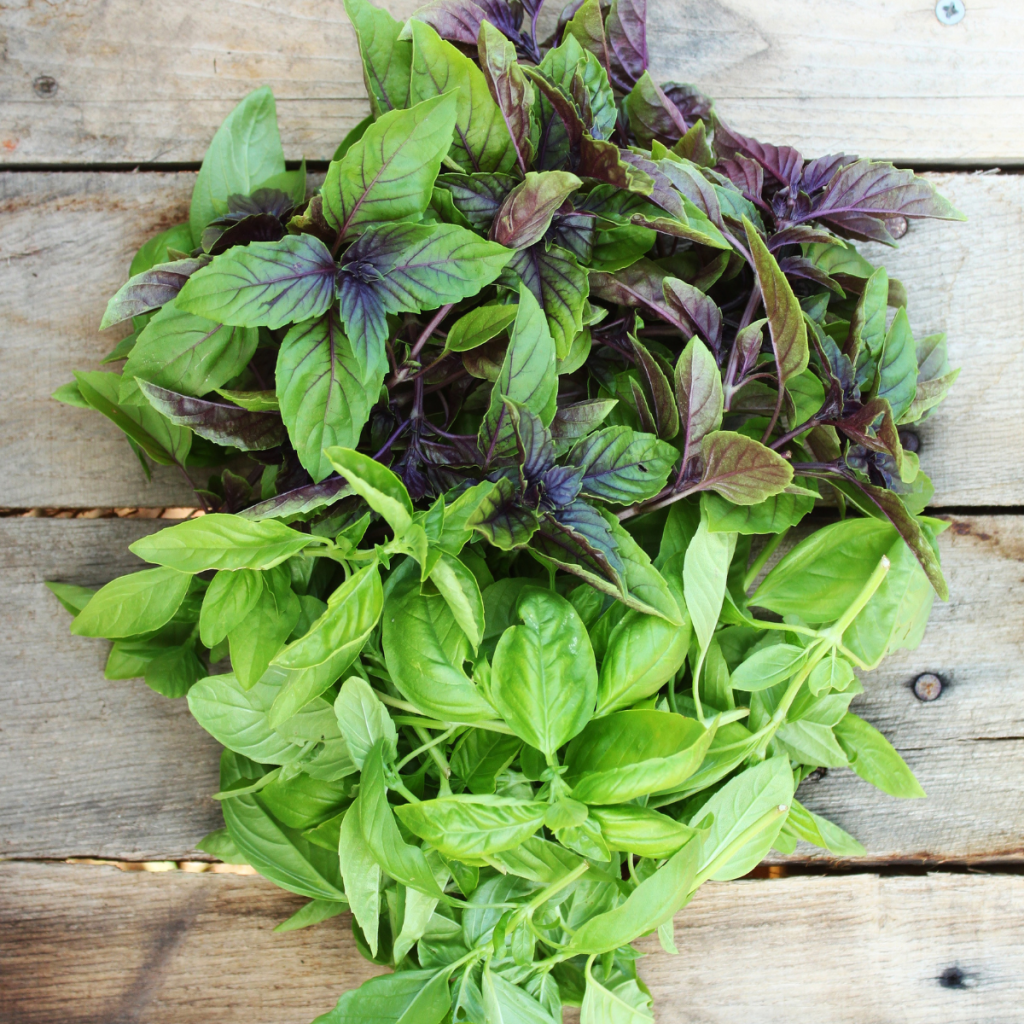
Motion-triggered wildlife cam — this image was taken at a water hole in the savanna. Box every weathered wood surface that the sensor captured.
[2,1,1022,167]
[0,171,1018,509]
[2,514,1022,863]
[1,862,1021,1024]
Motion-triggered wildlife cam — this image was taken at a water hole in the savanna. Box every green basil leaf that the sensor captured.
[382,560,495,723]
[396,795,548,858]
[484,836,584,884]
[675,335,723,467]
[682,519,733,652]
[775,719,849,768]
[834,712,925,798]
[566,710,713,804]
[567,840,699,954]
[429,551,485,651]
[326,447,414,536]
[729,643,808,693]
[273,897,348,934]
[199,568,264,647]
[691,756,794,880]
[871,306,918,422]
[130,513,320,572]
[590,805,701,859]
[359,739,448,900]
[334,676,398,771]
[343,0,412,118]
[581,958,654,1024]
[45,582,96,617]
[445,304,518,352]
[337,801,382,957]
[70,566,191,639]
[188,670,308,763]
[313,969,450,1024]
[490,586,597,757]
[450,729,521,795]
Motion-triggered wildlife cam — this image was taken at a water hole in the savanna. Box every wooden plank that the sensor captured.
[1,514,1022,863]
[1,862,1022,1024]
[2,2,1022,167]
[0,518,223,861]
[1,171,1019,509]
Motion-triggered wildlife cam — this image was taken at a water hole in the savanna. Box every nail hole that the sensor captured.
[33,75,58,97]
[939,966,967,989]
[886,215,909,240]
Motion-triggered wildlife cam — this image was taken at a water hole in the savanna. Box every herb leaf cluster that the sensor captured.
[52,0,961,1020]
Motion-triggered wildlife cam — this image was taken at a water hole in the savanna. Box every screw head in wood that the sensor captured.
[935,0,965,25]
[913,673,943,701]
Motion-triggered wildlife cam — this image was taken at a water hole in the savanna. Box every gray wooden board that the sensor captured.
[1,861,1021,1024]
[0,171,1019,508]
[2,1,1023,166]
[1,514,1022,863]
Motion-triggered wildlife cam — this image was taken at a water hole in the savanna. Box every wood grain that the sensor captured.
[1,862,1021,1024]
[2,1,1022,166]
[1,514,1022,863]
[0,171,1016,508]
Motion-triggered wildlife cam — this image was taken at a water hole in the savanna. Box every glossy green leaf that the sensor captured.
[683,520,733,652]
[430,551,485,651]
[590,805,701,859]
[834,712,925,798]
[326,446,414,536]
[334,676,398,771]
[344,0,412,118]
[566,710,712,804]
[872,307,918,423]
[445,304,518,352]
[490,587,598,756]
[451,729,521,795]
[581,961,654,1024]
[397,795,547,859]
[71,566,191,639]
[227,567,302,688]
[337,801,382,956]
[129,513,321,572]
[729,643,808,693]
[571,426,678,504]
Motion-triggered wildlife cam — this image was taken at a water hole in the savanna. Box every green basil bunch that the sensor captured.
[51,0,963,1020]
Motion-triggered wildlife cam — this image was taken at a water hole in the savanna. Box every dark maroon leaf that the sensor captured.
[202,213,286,256]
[827,397,902,467]
[238,476,353,521]
[539,464,584,509]
[225,188,296,221]
[589,260,689,335]
[135,381,287,451]
[777,255,845,296]
[630,335,679,439]
[409,0,521,46]
[718,155,765,208]
[766,224,840,250]
[578,136,649,191]
[604,0,647,90]
[661,83,714,124]
[810,160,966,227]
[799,154,856,194]
[616,151,683,218]
[662,277,723,354]
[504,398,557,483]
[629,378,658,434]
[549,209,596,265]
[714,119,803,188]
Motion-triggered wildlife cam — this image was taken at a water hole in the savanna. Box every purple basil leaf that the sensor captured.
[467,474,540,549]
[810,160,967,227]
[490,171,582,249]
[777,255,845,296]
[478,21,534,174]
[505,398,557,483]
[550,398,619,453]
[767,224,841,250]
[202,213,287,256]
[616,150,684,219]
[604,0,647,90]
[715,119,803,188]
[522,66,585,150]
[100,257,210,329]
[336,270,389,373]
[436,172,519,233]
[718,155,765,209]
[238,476,354,521]
[624,71,688,149]
[662,277,724,355]
[410,0,522,45]
[799,153,857,194]
[532,499,625,584]
[661,83,714,125]
[569,424,677,503]
[135,380,287,451]
[590,260,692,335]
[224,188,296,221]
[539,464,584,509]
[629,377,658,435]
[629,335,679,440]
[549,209,596,265]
